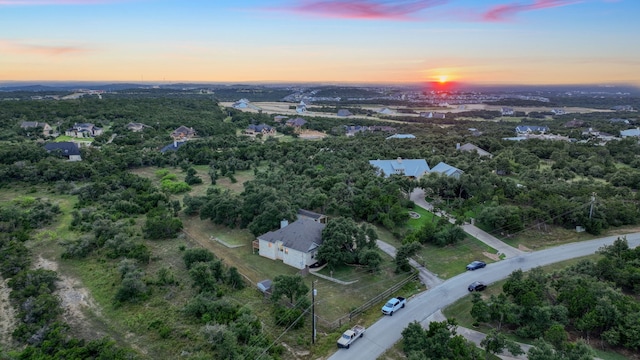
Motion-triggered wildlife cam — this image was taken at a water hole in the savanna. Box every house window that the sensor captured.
[284,248,288,254]
[268,243,272,248]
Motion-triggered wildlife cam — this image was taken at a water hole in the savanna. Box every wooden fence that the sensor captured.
[317,271,419,331]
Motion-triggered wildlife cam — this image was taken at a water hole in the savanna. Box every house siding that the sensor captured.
[258,239,278,260]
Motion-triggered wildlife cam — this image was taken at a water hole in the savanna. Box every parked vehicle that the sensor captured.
[468,281,487,292]
[381,296,406,316]
[466,260,486,271]
[337,325,365,349]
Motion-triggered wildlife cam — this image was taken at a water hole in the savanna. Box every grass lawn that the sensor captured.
[405,206,436,230]
[180,215,421,323]
[55,135,93,144]
[415,236,497,279]
[129,165,256,197]
[214,168,256,194]
[373,225,403,248]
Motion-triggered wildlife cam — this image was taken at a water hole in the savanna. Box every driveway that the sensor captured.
[377,240,444,289]
[410,188,523,258]
[328,233,640,360]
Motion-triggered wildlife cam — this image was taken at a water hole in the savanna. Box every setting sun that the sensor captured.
[438,75,448,83]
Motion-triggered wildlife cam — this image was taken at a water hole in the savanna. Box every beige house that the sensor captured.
[21,121,53,136]
[171,126,196,140]
[257,218,325,270]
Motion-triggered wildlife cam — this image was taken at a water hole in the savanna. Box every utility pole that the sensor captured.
[311,280,317,344]
[589,192,597,219]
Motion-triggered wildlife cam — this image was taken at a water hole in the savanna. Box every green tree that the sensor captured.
[471,292,490,324]
[480,329,524,360]
[271,274,309,305]
[395,242,421,273]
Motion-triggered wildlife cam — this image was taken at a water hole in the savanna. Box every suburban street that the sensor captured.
[328,233,640,360]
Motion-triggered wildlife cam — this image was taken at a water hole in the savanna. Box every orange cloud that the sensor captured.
[0,40,89,55]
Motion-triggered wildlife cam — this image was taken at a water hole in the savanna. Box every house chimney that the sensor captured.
[456,143,460,150]
[280,219,289,229]
[397,157,402,163]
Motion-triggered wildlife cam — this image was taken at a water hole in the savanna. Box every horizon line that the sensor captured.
[1,80,639,88]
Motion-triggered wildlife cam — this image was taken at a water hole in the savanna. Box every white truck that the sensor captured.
[336,325,365,349]
[381,296,406,316]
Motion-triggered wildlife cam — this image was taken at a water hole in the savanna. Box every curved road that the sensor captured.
[328,233,640,360]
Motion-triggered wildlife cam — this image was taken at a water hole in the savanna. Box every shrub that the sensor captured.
[183,248,215,269]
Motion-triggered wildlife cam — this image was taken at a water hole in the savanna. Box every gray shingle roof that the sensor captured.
[258,218,325,253]
[44,142,80,156]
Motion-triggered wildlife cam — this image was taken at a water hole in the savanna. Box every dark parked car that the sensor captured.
[466,261,486,271]
[468,281,487,292]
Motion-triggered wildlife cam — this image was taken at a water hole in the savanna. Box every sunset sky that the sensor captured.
[1,0,638,85]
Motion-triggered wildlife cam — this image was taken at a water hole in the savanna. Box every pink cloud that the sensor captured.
[0,40,89,56]
[483,0,580,22]
[281,0,447,20]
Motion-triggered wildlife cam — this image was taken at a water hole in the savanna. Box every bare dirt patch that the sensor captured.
[482,252,501,261]
[298,129,328,139]
[518,244,532,252]
[34,255,106,340]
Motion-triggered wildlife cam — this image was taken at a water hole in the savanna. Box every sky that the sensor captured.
[1,0,639,85]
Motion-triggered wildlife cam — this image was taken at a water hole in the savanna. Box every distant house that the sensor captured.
[337,109,353,117]
[160,140,187,153]
[386,134,416,140]
[65,123,103,138]
[171,126,196,141]
[457,143,492,158]
[274,115,289,123]
[430,162,464,179]
[126,122,150,132]
[345,125,396,136]
[297,209,327,224]
[20,121,52,136]
[377,107,395,115]
[232,98,261,111]
[563,119,585,128]
[552,108,566,115]
[257,218,326,270]
[296,101,307,114]
[620,128,640,138]
[501,107,515,116]
[232,98,249,109]
[369,158,430,179]
[611,105,634,112]
[286,118,307,128]
[515,125,549,135]
[245,124,276,137]
[44,142,81,161]
[419,112,446,119]
[609,118,630,124]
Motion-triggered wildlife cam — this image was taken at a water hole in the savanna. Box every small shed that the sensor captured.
[257,279,272,294]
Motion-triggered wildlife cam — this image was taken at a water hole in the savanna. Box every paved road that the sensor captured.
[410,188,523,258]
[328,233,640,360]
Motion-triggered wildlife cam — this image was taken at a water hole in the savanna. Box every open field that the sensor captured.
[221,101,613,123]
[129,165,255,196]
[415,236,498,279]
